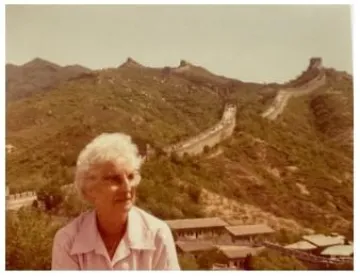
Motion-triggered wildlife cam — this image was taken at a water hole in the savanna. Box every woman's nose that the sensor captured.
[108,174,131,191]
[123,175,132,190]
[114,173,131,189]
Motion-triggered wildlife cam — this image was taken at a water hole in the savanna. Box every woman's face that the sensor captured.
[85,160,139,215]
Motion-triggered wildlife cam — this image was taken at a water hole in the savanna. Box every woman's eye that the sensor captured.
[128,173,134,180]
[87,175,97,181]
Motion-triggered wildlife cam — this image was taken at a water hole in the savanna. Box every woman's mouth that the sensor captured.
[114,192,132,202]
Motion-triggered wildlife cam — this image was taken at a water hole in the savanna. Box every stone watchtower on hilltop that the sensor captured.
[308,57,323,69]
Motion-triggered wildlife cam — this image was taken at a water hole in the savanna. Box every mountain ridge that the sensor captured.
[5,56,353,237]
[6,58,92,101]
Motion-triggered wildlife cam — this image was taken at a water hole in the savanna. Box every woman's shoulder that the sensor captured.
[132,206,169,232]
[53,210,94,244]
[131,207,176,247]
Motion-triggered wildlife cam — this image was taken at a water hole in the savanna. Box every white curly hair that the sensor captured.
[74,132,143,200]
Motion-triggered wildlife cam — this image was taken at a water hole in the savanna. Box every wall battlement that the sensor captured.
[6,187,37,201]
[5,183,79,211]
[6,191,37,201]
[6,187,37,211]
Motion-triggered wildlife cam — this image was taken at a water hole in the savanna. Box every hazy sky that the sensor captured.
[6,5,353,83]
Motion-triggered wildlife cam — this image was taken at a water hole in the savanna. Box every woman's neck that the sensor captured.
[95,211,128,260]
[96,210,128,238]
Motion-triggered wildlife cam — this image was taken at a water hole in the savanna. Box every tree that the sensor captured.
[36,163,75,213]
[37,181,64,212]
[203,145,210,154]
[273,228,304,245]
[196,249,227,270]
[6,208,63,270]
[60,191,90,217]
[243,254,252,270]
[187,185,202,204]
[249,250,307,270]
[170,152,182,164]
[178,254,199,270]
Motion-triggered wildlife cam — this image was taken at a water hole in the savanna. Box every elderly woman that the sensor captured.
[51,133,180,270]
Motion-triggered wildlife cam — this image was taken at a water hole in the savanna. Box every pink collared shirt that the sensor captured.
[51,206,180,270]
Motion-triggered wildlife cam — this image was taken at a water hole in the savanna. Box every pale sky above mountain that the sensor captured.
[6,5,353,83]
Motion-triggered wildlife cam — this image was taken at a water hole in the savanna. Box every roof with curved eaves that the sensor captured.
[302,234,345,247]
[166,217,228,230]
[175,240,215,253]
[225,224,274,237]
[321,245,353,256]
[285,240,317,250]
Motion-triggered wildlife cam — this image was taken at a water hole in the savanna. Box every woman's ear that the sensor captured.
[82,185,96,203]
[82,171,99,202]
[133,174,141,186]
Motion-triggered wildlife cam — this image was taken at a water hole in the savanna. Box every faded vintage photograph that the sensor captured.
[5,4,353,270]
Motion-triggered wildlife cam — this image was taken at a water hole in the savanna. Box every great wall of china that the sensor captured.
[6,189,37,211]
[162,103,237,157]
[6,104,237,211]
[261,58,327,120]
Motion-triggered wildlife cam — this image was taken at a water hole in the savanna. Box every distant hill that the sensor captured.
[6,58,91,101]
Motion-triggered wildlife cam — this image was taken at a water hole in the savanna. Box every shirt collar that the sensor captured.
[70,206,155,256]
